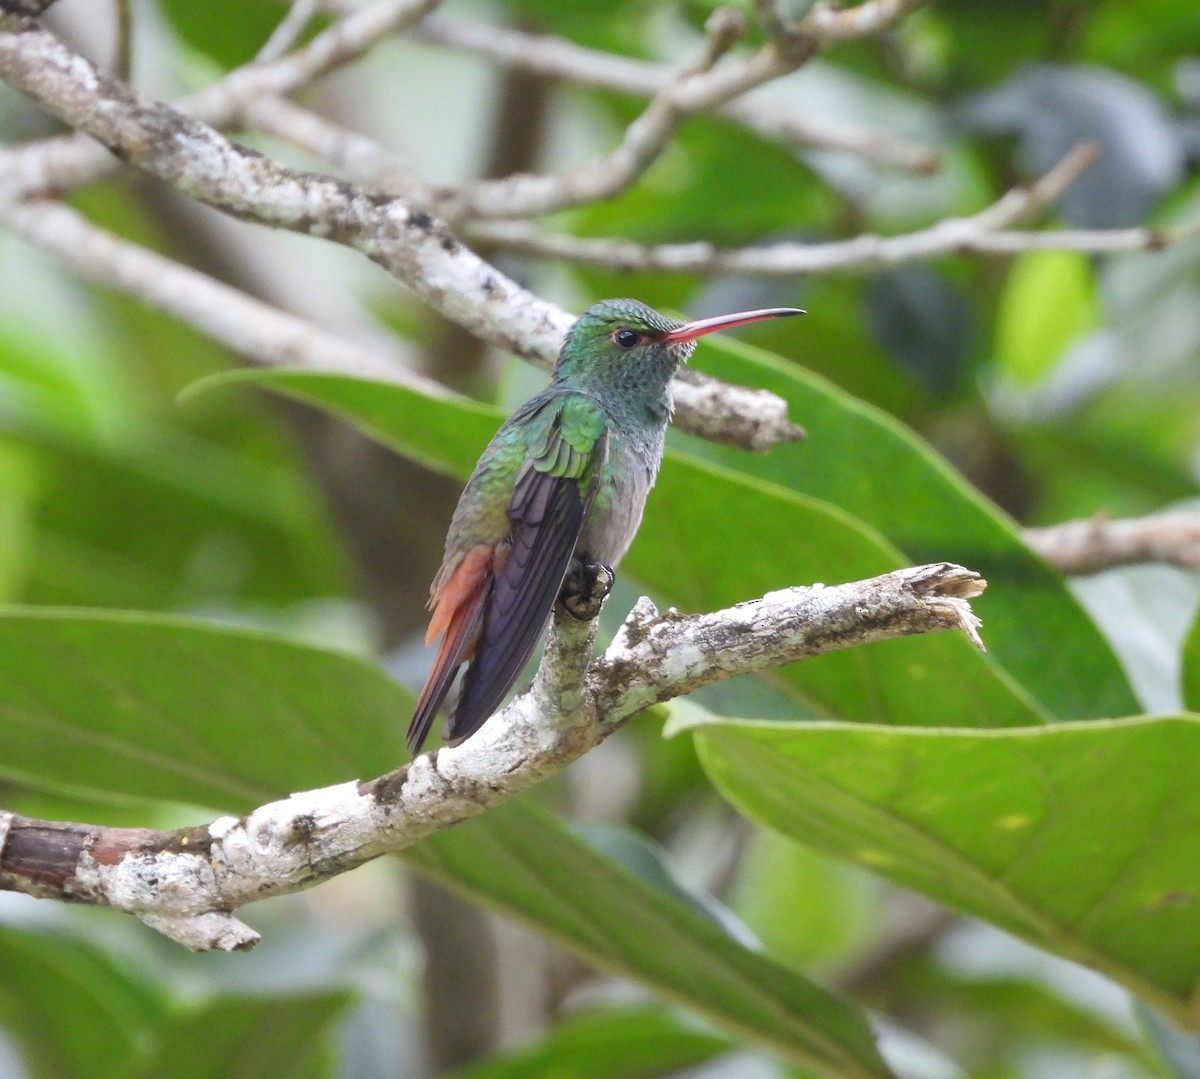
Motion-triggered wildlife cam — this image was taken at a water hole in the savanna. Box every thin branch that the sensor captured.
[111,0,132,80]
[435,0,931,221]
[241,95,433,200]
[434,11,749,221]
[0,20,801,451]
[802,0,928,43]
[750,0,792,42]
[255,0,322,64]
[468,217,1200,273]
[409,17,938,173]
[0,0,442,197]
[0,563,985,950]
[1024,511,1200,575]
[463,142,1200,275]
[0,193,438,389]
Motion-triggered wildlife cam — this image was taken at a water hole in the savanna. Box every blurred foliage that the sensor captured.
[1,0,1199,1078]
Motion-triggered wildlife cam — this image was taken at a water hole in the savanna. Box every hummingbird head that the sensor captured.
[554,298,803,410]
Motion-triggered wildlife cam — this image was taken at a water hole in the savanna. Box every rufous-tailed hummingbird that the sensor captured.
[407,298,803,755]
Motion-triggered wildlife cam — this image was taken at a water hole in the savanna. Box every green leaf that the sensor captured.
[1,250,350,614]
[184,368,502,481]
[0,442,37,602]
[127,992,351,1079]
[678,336,1139,721]
[994,250,1097,386]
[444,1005,733,1079]
[574,822,758,946]
[189,369,1048,728]
[627,454,1046,727]
[733,828,878,969]
[0,608,408,811]
[407,799,889,1079]
[0,924,167,1079]
[0,608,883,1078]
[158,0,287,70]
[672,710,1200,1027]
[1182,606,1200,713]
[905,969,1158,1068]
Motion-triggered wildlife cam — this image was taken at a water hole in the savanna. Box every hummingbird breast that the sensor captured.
[578,423,664,568]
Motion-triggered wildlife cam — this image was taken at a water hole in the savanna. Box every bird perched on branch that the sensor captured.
[406,298,803,755]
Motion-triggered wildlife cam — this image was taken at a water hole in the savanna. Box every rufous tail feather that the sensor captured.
[406,547,492,755]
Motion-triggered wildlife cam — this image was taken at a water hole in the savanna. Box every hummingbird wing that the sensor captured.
[442,395,608,747]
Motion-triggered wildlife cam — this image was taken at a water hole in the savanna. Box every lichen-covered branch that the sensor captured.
[0,17,796,451]
[0,563,984,951]
[0,0,442,198]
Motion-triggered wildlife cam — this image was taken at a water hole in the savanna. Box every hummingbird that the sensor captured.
[406,298,803,755]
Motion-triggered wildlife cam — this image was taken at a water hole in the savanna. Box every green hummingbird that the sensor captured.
[407,298,803,755]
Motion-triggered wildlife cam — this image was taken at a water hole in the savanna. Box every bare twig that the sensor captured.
[0,563,985,950]
[112,0,132,80]
[241,95,433,200]
[462,142,1200,275]
[410,16,938,173]
[802,0,928,43]
[256,0,322,63]
[1024,511,1200,575]
[0,0,442,197]
[750,0,793,42]
[434,11,751,221]
[0,19,802,451]
[435,0,931,221]
[0,193,436,388]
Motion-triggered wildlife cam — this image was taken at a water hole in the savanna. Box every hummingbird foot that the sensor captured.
[560,555,614,621]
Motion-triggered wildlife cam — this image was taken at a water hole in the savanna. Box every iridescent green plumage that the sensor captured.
[407,298,802,755]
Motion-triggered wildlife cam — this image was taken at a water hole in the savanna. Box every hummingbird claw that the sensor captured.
[561,556,614,621]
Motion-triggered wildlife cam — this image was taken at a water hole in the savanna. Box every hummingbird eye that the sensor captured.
[613,328,642,349]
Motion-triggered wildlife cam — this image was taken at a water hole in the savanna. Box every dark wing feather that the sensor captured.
[446,464,587,743]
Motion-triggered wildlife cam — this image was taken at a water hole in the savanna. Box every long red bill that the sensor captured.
[660,307,805,343]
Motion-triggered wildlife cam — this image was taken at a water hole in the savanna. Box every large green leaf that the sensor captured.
[626,454,1045,727]
[672,709,1200,1027]
[127,992,352,1079]
[0,609,886,1079]
[0,924,167,1079]
[0,608,408,810]
[0,328,349,612]
[183,368,501,482]
[677,336,1139,720]
[191,369,1047,728]
[407,800,888,1079]
[444,1005,733,1079]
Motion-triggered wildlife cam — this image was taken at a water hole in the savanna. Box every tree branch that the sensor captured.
[0,0,442,196]
[0,563,984,951]
[0,193,441,388]
[0,17,799,451]
[409,16,938,173]
[433,0,930,221]
[464,143,1200,273]
[1024,511,1200,575]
